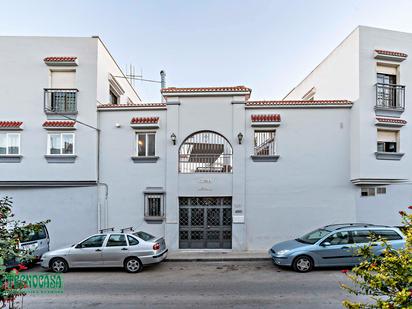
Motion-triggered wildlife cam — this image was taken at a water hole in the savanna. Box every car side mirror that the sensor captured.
[75,244,82,249]
[321,242,331,247]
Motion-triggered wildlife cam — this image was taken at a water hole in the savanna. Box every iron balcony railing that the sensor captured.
[376,83,405,110]
[179,154,233,173]
[44,88,78,113]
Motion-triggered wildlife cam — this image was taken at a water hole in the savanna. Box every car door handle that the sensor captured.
[121,248,128,251]
[341,246,350,249]
[95,249,102,252]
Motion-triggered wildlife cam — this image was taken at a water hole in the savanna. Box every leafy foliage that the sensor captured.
[341,207,412,308]
[0,196,49,308]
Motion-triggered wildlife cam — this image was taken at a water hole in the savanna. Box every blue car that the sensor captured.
[269,223,406,272]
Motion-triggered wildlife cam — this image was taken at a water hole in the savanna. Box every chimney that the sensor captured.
[160,70,166,102]
[160,70,166,89]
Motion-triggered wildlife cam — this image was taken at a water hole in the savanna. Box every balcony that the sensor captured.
[375,83,405,117]
[44,88,78,114]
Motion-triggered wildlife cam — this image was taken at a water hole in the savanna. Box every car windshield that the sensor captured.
[133,231,155,241]
[297,228,330,244]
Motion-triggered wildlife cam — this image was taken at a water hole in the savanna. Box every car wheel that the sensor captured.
[292,255,314,273]
[124,257,142,273]
[50,258,69,273]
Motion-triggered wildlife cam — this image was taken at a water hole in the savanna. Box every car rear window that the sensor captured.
[21,225,47,242]
[127,235,139,246]
[375,230,403,240]
[133,231,155,241]
[352,229,403,243]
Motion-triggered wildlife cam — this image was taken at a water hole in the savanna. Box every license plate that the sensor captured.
[21,243,37,250]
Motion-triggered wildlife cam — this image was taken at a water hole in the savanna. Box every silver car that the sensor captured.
[20,223,50,262]
[41,229,167,273]
[6,223,50,269]
[269,224,406,272]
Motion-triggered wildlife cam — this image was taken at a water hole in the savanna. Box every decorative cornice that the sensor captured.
[251,114,281,122]
[351,178,408,185]
[0,121,23,130]
[43,56,78,66]
[97,103,167,111]
[162,86,251,93]
[43,121,76,129]
[0,181,97,187]
[161,86,252,98]
[375,117,407,127]
[131,117,159,124]
[374,50,407,62]
[246,100,352,108]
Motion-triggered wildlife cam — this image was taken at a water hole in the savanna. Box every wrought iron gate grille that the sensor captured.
[179,197,232,249]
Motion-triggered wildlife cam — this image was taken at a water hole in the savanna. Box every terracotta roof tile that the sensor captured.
[130,117,159,124]
[0,121,23,128]
[246,100,352,106]
[375,50,408,58]
[43,121,76,128]
[376,117,407,125]
[43,57,77,62]
[97,103,166,109]
[251,114,281,122]
[161,86,251,93]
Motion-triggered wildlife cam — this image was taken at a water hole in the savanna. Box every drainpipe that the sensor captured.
[96,112,109,231]
[44,107,108,231]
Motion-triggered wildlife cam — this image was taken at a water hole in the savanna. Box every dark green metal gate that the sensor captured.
[179,197,232,249]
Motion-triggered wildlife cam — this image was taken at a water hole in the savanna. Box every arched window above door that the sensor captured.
[179,131,233,173]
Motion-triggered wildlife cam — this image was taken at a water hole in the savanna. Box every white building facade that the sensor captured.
[1,26,411,251]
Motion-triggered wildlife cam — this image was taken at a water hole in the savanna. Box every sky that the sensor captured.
[1,0,412,102]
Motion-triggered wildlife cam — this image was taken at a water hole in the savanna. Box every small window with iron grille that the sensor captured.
[254,130,276,156]
[377,187,387,195]
[144,194,164,221]
[361,187,375,197]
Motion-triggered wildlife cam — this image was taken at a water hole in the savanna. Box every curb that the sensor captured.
[165,257,271,262]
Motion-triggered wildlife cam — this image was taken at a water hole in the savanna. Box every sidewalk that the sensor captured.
[166,250,270,262]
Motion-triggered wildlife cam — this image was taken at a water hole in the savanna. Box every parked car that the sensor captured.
[6,223,50,269]
[40,230,168,273]
[269,223,406,272]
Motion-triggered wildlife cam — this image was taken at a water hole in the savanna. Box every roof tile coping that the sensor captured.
[43,57,78,62]
[251,114,281,122]
[43,121,76,128]
[161,86,251,93]
[374,50,408,58]
[376,117,407,124]
[97,103,166,110]
[246,100,352,107]
[130,117,160,124]
[0,121,23,128]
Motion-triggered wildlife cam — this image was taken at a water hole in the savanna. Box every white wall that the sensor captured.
[0,187,98,250]
[98,93,356,251]
[98,108,167,239]
[0,36,99,181]
[244,107,355,249]
[96,39,141,105]
[284,28,360,102]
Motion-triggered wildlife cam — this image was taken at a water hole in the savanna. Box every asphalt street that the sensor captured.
[22,261,364,309]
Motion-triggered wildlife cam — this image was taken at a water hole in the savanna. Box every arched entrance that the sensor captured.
[178,131,233,249]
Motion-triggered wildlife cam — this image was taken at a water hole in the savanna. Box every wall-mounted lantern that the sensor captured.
[171,133,177,145]
[237,132,243,145]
